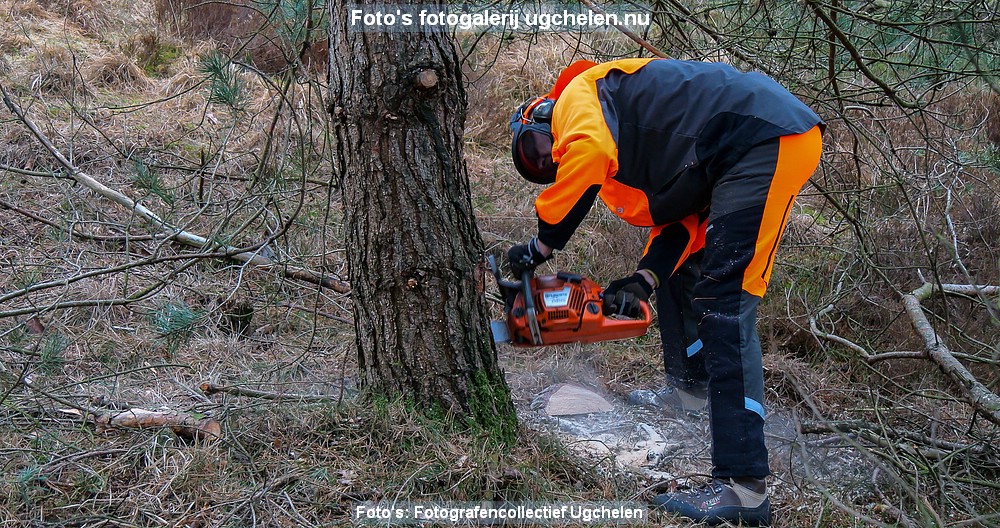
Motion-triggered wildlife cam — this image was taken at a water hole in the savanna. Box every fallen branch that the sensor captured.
[58,407,222,442]
[0,197,156,242]
[96,408,222,442]
[872,468,919,528]
[809,304,875,357]
[810,303,998,365]
[800,419,993,459]
[0,162,68,179]
[0,83,349,294]
[903,283,1000,425]
[926,283,1000,297]
[200,381,339,402]
[809,304,927,363]
[6,371,222,442]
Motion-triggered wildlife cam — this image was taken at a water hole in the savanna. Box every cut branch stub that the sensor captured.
[415,69,438,89]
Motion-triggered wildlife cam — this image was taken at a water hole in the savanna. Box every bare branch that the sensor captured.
[804,0,921,109]
[903,283,1000,425]
[0,83,349,294]
[578,0,668,58]
[0,197,157,242]
[799,419,994,458]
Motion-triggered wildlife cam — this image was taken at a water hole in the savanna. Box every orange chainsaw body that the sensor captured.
[504,271,652,347]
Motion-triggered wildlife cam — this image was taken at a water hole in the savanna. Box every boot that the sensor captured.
[652,477,771,526]
[628,385,708,414]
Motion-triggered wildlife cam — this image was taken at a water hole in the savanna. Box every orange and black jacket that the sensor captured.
[537,58,824,253]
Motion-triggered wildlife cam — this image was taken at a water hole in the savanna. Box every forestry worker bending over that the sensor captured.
[506,58,824,526]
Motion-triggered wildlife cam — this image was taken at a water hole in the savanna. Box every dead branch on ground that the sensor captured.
[902,283,1000,425]
[808,283,1000,426]
[97,408,221,441]
[57,407,222,442]
[799,419,995,461]
[2,369,222,441]
[200,381,339,402]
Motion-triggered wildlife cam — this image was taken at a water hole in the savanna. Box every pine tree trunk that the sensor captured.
[328,2,516,442]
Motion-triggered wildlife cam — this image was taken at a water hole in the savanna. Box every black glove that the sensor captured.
[603,271,655,318]
[507,238,551,278]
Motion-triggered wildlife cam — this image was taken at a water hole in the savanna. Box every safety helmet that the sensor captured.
[510,96,558,185]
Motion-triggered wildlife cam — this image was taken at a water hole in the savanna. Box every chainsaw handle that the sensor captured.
[599,298,653,325]
[637,299,653,324]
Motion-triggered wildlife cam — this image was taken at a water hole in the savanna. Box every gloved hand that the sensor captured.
[603,271,655,317]
[507,238,551,278]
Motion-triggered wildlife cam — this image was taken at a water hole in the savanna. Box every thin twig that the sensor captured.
[872,468,919,528]
[805,0,920,109]
[0,163,67,179]
[809,302,998,365]
[0,83,350,294]
[578,0,668,58]
[799,419,992,457]
[0,198,157,242]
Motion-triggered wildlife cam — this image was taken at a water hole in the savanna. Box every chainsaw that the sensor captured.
[488,255,652,347]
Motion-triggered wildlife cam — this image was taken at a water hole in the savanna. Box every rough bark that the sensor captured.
[328,1,516,442]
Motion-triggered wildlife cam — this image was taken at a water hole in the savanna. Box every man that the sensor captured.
[507,58,823,526]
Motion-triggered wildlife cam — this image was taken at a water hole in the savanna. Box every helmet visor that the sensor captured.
[513,126,557,184]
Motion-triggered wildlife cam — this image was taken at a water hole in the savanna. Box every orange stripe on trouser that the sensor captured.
[741,125,823,298]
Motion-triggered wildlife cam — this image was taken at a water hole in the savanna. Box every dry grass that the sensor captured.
[154,0,328,74]
[86,53,152,90]
[36,0,113,35]
[0,397,629,525]
[27,44,89,96]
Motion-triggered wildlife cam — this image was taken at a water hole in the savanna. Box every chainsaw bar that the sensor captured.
[490,320,511,343]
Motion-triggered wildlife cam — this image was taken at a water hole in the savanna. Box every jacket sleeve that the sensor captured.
[534,86,618,251]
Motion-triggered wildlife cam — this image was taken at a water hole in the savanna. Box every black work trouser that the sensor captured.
[649,126,822,478]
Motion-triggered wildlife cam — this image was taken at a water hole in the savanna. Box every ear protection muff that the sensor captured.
[517,97,555,125]
[508,61,599,185]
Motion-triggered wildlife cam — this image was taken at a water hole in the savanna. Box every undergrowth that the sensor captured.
[0,398,631,525]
